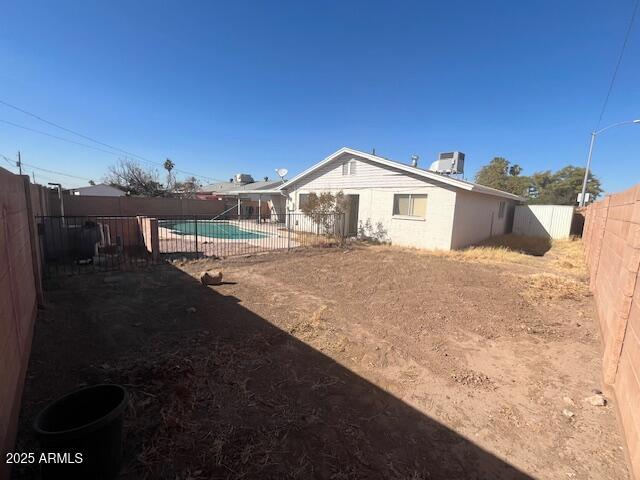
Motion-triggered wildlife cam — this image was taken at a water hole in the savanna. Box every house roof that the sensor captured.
[274,147,524,201]
[69,183,126,196]
[200,179,283,194]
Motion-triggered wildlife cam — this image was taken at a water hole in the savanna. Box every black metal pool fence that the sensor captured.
[36,212,346,275]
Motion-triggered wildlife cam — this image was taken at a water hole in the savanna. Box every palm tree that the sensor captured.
[164,158,175,191]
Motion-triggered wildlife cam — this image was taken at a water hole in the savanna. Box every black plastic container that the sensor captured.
[33,384,128,480]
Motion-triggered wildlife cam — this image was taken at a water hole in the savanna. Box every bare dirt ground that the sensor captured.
[14,240,629,479]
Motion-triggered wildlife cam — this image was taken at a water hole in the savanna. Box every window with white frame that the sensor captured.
[393,194,428,218]
[342,160,356,176]
[498,201,506,219]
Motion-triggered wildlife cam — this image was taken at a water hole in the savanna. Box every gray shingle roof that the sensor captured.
[200,179,283,194]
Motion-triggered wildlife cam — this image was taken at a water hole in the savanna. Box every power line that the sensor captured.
[29,171,73,186]
[1,154,17,169]
[1,152,91,182]
[0,98,148,159]
[3,152,84,187]
[0,119,125,157]
[22,162,93,182]
[595,0,640,129]
[0,99,224,182]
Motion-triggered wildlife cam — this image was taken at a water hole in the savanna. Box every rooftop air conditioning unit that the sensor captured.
[234,173,254,184]
[428,152,465,175]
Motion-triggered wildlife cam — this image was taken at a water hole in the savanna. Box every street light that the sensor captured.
[579,119,640,207]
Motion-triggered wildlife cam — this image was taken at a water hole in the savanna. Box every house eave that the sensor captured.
[230,189,284,195]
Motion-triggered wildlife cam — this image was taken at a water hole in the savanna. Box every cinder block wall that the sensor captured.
[583,184,640,478]
[0,168,49,478]
[64,194,226,216]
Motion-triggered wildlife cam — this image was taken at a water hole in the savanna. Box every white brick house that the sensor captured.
[238,147,522,250]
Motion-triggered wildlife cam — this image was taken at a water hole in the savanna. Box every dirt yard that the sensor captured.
[13,240,629,479]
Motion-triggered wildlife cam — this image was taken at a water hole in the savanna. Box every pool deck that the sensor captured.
[158,220,303,257]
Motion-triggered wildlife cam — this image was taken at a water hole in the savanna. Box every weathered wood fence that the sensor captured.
[0,167,56,478]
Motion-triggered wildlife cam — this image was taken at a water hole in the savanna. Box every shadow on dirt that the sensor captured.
[477,234,552,257]
[14,263,531,479]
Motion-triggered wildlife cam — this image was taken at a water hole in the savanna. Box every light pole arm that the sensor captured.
[579,133,596,207]
[579,118,639,208]
[594,119,639,135]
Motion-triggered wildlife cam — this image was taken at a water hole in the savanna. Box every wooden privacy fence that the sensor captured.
[583,184,640,478]
[0,168,55,478]
[63,193,227,217]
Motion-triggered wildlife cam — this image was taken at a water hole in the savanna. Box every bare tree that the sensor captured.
[104,159,165,197]
[174,176,201,198]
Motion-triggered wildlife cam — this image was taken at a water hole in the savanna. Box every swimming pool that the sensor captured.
[161,220,268,239]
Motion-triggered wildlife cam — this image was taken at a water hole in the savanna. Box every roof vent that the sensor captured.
[410,155,419,167]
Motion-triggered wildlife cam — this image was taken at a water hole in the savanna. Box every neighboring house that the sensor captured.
[236,147,522,250]
[69,184,125,197]
[198,174,283,217]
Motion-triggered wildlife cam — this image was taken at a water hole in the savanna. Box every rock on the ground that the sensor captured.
[563,396,575,406]
[562,408,575,418]
[201,270,223,286]
[585,394,607,407]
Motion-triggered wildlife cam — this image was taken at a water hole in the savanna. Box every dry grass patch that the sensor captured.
[429,247,527,264]
[368,241,533,265]
[477,234,552,256]
[292,231,343,247]
[521,273,589,302]
[548,238,586,273]
[427,234,550,265]
[433,245,531,265]
[369,235,586,272]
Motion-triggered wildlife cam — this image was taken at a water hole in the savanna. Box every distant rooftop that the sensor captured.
[200,178,283,194]
[69,183,125,197]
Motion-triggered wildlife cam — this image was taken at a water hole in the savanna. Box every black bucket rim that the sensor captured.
[33,384,128,438]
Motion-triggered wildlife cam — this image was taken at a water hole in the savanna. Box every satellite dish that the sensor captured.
[275,168,288,180]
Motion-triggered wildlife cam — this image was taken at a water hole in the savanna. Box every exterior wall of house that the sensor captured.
[284,153,457,250]
[450,190,516,249]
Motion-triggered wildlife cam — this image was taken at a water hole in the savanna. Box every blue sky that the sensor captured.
[0,0,638,193]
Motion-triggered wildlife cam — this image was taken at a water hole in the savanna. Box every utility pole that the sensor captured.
[17,151,22,175]
[32,171,36,183]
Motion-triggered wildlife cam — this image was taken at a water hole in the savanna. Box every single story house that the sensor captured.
[198,174,282,217]
[235,147,523,250]
[69,183,125,197]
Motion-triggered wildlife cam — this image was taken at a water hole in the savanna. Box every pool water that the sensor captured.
[161,220,268,239]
